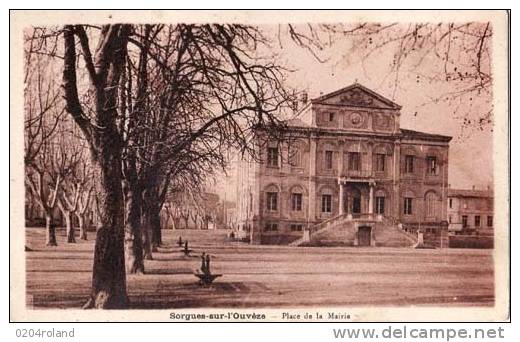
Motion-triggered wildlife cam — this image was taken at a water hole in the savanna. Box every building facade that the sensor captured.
[447,188,494,236]
[236,84,452,246]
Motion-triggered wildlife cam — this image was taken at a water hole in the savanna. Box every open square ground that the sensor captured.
[25,228,494,309]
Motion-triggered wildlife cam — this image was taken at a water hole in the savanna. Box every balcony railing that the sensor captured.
[341,169,374,179]
[350,213,380,221]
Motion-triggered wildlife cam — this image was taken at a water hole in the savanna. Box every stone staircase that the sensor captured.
[289,214,417,247]
[289,213,365,247]
[288,214,350,246]
[308,222,358,246]
[372,224,417,247]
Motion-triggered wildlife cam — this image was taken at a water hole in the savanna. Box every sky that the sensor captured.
[212,24,494,201]
[279,28,494,188]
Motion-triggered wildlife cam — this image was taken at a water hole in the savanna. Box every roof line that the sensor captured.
[400,128,452,142]
[311,83,402,109]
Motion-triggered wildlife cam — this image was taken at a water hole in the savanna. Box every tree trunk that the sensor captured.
[65,211,76,243]
[141,187,159,259]
[171,216,177,230]
[82,160,127,309]
[141,195,152,260]
[149,204,162,251]
[45,213,57,246]
[124,184,145,274]
[62,24,130,309]
[77,214,87,240]
[141,212,153,260]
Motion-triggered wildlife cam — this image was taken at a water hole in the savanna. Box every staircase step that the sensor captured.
[373,226,415,247]
[291,214,417,248]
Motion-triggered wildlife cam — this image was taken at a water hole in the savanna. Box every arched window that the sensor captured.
[290,185,306,212]
[320,186,334,213]
[264,184,279,212]
[425,191,438,218]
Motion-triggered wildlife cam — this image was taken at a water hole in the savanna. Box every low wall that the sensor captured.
[260,234,301,245]
[449,235,494,249]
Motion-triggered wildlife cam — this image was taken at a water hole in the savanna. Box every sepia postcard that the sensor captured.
[9,9,510,322]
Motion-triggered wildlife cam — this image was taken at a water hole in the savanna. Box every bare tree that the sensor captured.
[56,185,79,243]
[24,37,66,245]
[22,20,343,309]
[24,28,64,167]
[62,24,131,308]
[57,23,295,308]
[115,24,294,274]
[163,201,180,230]
[76,182,93,240]
[179,203,191,230]
[25,164,61,246]
[57,149,91,243]
[283,23,493,134]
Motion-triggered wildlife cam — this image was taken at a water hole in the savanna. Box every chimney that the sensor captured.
[472,185,475,190]
[301,92,308,104]
[291,98,299,113]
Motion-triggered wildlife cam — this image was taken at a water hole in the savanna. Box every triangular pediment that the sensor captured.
[312,84,401,109]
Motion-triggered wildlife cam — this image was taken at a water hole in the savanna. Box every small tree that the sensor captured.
[24,38,65,246]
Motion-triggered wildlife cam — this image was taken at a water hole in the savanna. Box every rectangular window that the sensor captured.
[321,194,332,213]
[266,192,278,211]
[348,152,361,171]
[449,198,453,208]
[264,222,278,232]
[325,150,333,170]
[328,112,335,122]
[405,155,414,173]
[475,215,481,227]
[267,147,278,167]
[290,224,303,232]
[426,156,438,175]
[375,153,386,172]
[487,215,493,227]
[462,215,468,228]
[291,193,303,211]
[404,197,413,215]
[375,196,385,214]
[449,215,452,223]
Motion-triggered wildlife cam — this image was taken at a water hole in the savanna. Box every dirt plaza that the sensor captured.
[25,227,494,309]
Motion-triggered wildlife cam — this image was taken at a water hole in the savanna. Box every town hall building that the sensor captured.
[236,83,452,246]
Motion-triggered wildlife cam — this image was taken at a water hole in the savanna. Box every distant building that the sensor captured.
[236,83,452,246]
[447,188,494,235]
[215,200,237,230]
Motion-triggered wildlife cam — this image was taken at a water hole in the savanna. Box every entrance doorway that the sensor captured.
[345,185,362,215]
[357,226,372,246]
[352,197,361,214]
